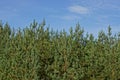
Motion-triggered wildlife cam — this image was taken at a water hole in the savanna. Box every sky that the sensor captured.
[0,0,120,36]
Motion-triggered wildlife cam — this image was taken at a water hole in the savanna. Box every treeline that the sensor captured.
[0,20,120,80]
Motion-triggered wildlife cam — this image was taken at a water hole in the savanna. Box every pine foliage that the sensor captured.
[0,20,120,80]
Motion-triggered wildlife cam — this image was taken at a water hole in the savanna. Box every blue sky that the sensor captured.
[0,0,120,36]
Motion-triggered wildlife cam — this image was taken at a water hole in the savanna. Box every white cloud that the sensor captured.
[68,5,89,14]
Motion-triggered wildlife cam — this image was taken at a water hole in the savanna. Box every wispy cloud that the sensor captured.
[68,5,89,14]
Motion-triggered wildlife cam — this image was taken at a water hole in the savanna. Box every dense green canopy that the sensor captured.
[0,20,120,80]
